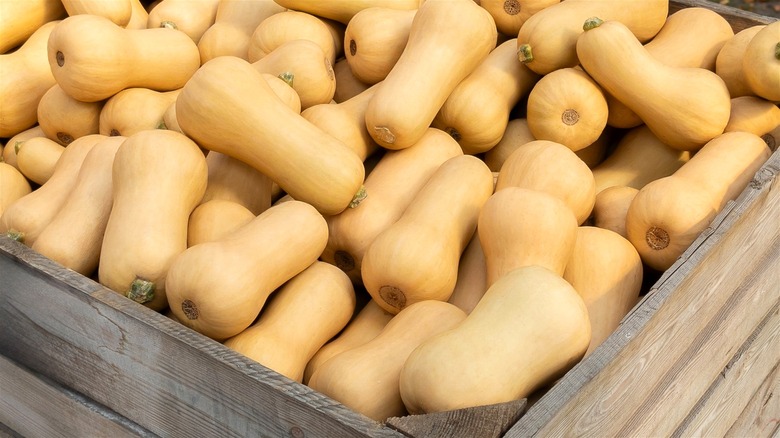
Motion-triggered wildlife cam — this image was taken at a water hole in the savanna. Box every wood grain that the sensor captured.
[669,0,778,30]
[726,361,780,437]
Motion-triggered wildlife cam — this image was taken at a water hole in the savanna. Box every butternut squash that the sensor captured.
[176,56,364,216]
[248,10,341,66]
[201,151,273,216]
[764,125,780,152]
[725,96,780,141]
[743,21,780,102]
[321,127,463,285]
[365,0,497,150]
[303,299,394,385]
[592,125,689,194]
[526,67,607,152]
[61,0,133,26]
[187,199,255,247]
[575,129,611,168]
[577,18,731,151]
[37,84,103,146]
[125,0,150,30]
[480,0,560,37]
[224,261,356,382]
[269,0,420,24]
[251,39,337,109]
[198,0,284,63]
[99,130,207,311]
[399,265,590,413]
[31,136,124,276]
[362,155,494,314]
[147,0,220,43]
[716,25,764,98]
[15,136,65,185]
[0,163,32,218]
[626,131,771,271]
[48,14,200,102]
[447,233,487,315]
[0,134,104,245]
[516,0,668,75]
[165,200,328,341]
[343,7,416,84]
[433,38,540,155]
[495,139,596,224]
[161,102,182,133]
[0,0,65,53]
[260,73,302,113]
[479,187,578,286]
[332,57,371,103]
[564,226,642,356]
[592,185,638,239]
[483,118,535,172]
[3,126,46,169]
[308,300,467,421]
[99,88,181,137]
[0,20,59,137]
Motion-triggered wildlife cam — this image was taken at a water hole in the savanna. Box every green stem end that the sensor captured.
[349,185,367,209]
[278,72,295,88]
[583,17,604,31]
[517,43,533,63]
[127,278,155,304]
[6,229,24,243]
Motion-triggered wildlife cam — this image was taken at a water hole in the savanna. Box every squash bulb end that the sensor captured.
[334,250,356,273]
[181,299,199,320]
[56,132,74,145]
[517,44,533,63]
[379,285,407,312]
[583,17,604,31]
[373,127,396,146]
[646,226,670,250]
[504,0,520,15]
[127,279,155,304]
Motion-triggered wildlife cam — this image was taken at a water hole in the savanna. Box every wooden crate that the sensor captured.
[1,1,779,436]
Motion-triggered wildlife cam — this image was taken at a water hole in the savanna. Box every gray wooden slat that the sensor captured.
[385,399,527,438]
[669,0,778,30]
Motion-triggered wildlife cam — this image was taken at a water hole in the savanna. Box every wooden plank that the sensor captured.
[0,423,23,438]
[507,151,780,436]
[674,302,780,436]
[0,355,154,438]
[669,0,778,30]
[0,241,403,438]
[385,399,527,438]
[726,362,780,437]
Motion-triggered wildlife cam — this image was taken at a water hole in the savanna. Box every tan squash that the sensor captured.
[187,199,256,247]
[201,152,273,216]
[575,128,612,169]
[261,73,302,113]
[308,300,467,421]
[251,39,337,110]
[161,102,182,133]
[269,0,420,24]
[626,131,771,271]
[564,226,643,356]
[516,0,668,75]
[0,20,59,138]
[61,0,133,26]
[3,126,46,169]
[399,265,590,413]
[165,200,329,341]
[321,127,463,284]
[483,118,535,172]
[592,185,639,239]
[495,139,596,224]
[248,10,342,66]
[764,124,780,152]
[198,0,285,63]
[303,299,394,385]
[343,7,416,84]
[479,187,578,286]
[147,0,220,43]
[15,136,65,185]
[362,155,494,314]
[332,57,371,103]
[224,261,356,382]
[125,0,150,30]
[364,0,497,150]
[0,163,32,219]
[447,233,488,315]
[48,14,200,102]
[725,96,780,141]
[0,134,105,245]
[0,0,65,53]
[592,125,690,195]
[301,84,378,163]
[433,38,540,155]
[480,0,560,37]
[176,56,364,216]
[525,67,607,152]
[31,137,124,276]
[716,25,765,98]
[99,88,181,137]
[37,84,104,146]
[743,21,780,102]
[99,130,207,311]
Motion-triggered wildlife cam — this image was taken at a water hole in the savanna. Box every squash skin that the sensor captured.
[125,0,149,30]
[516,0,668,75]
[577,19,731,151]
[177,56,364,216]
[47,14,201,102]
[309,300,467,421]
[201,151,272,217]
[99,130,207,311]
[224,261,356,383]
[725,96,780,141]
[0,21,59,138]
[147,0,220,43]
[32,137,124,276]
[3,126,46,169]
[592,185,638,239]
[0,0,65,54]
[480,0,560,37]
[37,84,103,146]
[0,134,105,246]
[361,155,494,314]
[332,58,371,103]
[433,38,540,155]
[198,0,285,63]
[321,127,463,285]
[166,200,328,341]
[483,118,536,172]
[248,10,341,66]
[743,21,780,102]
[15,136,65,185]
[99,88,180,137]
[399,265,590,414]
[0,163,32,219]
[269,0,420,24]
[447,233,488,315]
[716,25,765,98]
[365,0,497,150]
[61,0,133,26]
[187,199,256,247]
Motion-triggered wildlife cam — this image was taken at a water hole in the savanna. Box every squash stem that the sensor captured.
[14,141,24,155]
[160,20,178,30]
[6,229,24,243]
[583,17,604,31]
[349,185,367,209]
[278,72,295,88]
[127,279,155,304]
[517,43,533,63]
[775,42,780,60]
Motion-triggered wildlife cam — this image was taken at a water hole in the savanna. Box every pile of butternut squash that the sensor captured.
[1,0,778,423]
